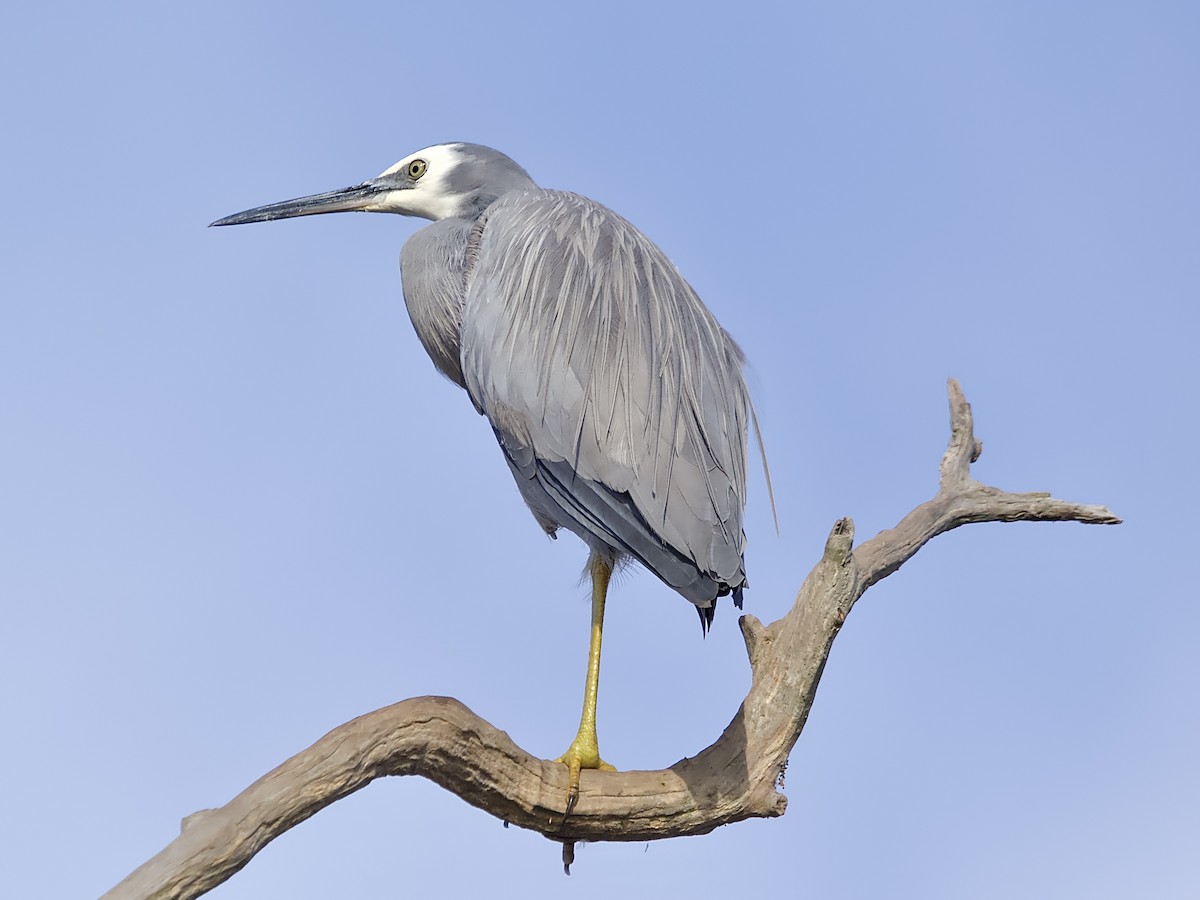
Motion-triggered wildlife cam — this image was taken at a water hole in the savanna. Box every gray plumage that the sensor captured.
[212,142,752,626]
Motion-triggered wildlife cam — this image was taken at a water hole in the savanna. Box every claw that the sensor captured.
[563,757,581,817]
[554,742,616,821]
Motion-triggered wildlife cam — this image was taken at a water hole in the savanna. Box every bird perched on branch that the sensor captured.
[212,142,762,813]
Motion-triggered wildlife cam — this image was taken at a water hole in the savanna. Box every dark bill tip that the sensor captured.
[209,181,392,227]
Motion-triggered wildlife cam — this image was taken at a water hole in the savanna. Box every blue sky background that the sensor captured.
[3,2,1197,897]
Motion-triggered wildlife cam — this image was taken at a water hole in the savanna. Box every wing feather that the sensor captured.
[460,190,749,603]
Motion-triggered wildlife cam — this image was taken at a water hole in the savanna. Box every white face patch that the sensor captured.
[369,144,468,221]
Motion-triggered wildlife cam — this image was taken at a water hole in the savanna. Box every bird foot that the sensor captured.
[554,740,616,818]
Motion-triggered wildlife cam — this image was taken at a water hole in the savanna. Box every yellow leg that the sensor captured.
[554,554,617,814]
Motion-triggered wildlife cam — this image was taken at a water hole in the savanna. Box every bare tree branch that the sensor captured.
[104,379,1120,899]
[853,379,1120,592]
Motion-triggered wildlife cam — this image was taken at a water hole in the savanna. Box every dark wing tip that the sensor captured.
[694,581,745,637]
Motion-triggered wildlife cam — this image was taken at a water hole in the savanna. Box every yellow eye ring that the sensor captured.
[408,159,428,180]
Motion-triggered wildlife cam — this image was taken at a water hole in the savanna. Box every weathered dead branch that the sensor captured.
[104,379,1120,899]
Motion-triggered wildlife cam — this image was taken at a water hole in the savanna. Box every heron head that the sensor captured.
[210,143,536,228]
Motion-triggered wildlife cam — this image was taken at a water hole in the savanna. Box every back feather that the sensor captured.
[460,190,750,606]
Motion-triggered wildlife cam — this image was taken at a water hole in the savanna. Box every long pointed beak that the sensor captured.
[209,179,397,227]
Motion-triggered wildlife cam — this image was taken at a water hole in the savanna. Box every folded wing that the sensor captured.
[459,190,749,606]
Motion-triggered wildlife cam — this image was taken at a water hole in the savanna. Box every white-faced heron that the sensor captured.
[212,143,761,812]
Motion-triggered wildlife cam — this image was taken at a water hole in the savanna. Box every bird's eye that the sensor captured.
[408,159,428,180]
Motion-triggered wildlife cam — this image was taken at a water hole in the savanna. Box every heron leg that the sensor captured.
[554,553,617,815]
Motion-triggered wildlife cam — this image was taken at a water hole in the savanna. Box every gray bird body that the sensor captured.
[213,143,751,621]
[456,188,749,608]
